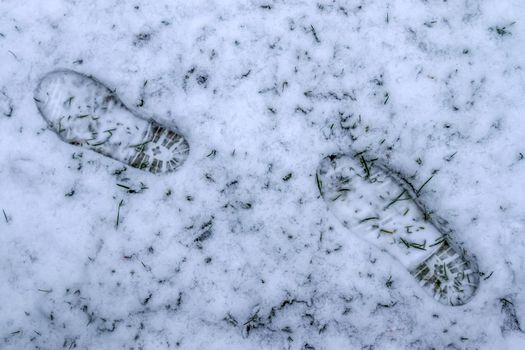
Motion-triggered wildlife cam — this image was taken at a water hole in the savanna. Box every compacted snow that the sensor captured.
[1,0,525,349]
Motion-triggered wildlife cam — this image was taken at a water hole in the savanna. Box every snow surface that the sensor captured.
[1,0,525,349]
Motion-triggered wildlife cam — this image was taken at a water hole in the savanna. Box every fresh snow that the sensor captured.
[1,0,525,349]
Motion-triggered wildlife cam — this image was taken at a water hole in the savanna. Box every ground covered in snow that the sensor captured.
[1,0,525,349]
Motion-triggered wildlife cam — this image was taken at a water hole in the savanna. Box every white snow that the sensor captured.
[1,0,525,349]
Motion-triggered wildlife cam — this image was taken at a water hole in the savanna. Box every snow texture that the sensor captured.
[1,0,525,349]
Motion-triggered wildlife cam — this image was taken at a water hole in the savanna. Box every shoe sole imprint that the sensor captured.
[317,153,479,306]
[34,69,189,174]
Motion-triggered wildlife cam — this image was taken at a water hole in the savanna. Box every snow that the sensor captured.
[1,0,525,349]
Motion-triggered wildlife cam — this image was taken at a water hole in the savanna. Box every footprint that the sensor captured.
[316,153,479,306]
[34,70,189,174]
